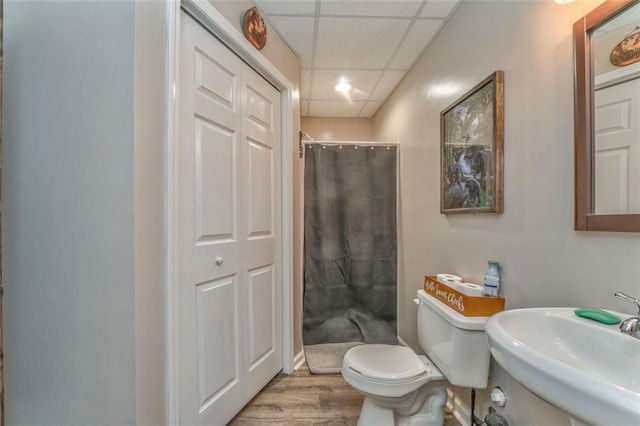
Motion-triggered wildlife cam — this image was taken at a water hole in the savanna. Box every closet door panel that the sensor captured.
[247,265,275,368]
[241,69,282,398]
[178,12,283,425]
[247,139,273,237]
[179,14,244,424]
[194,117,236,242]
[195,277,239,405]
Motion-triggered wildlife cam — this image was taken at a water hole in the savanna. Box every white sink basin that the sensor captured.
[485,308,640,425]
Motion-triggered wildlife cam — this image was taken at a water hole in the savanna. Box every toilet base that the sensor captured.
[397,386,447,426]
[356,384,448,426]
[357,397,395,426]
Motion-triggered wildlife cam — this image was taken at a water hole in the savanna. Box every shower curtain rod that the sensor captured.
[303,140,399,146]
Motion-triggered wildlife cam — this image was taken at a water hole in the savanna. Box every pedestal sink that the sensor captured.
[485,308,640,425]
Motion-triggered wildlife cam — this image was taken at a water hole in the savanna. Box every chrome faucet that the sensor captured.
[614,292,640,339]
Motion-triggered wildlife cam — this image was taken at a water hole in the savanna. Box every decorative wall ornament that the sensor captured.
[610,26,640,66]
[243,7,267,51]
[440,71,504,214]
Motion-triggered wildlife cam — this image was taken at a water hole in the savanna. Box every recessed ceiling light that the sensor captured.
[555,0,575,4]
[334,80,352,93]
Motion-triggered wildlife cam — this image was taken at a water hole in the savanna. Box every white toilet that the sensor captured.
[341,289,491,426]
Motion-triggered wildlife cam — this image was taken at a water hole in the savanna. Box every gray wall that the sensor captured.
[373,0,640,423]
[3,1,166,423]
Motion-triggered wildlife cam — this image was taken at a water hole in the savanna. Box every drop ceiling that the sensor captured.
[252,0,462,118]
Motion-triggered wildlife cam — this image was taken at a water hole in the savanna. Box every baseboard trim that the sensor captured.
[293,350,306,371]
[447,388,472,425]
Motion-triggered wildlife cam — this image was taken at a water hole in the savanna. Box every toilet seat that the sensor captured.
[343,344,426,382]
[342,344,446,399]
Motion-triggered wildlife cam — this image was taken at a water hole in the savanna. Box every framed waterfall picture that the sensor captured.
[440,71,504,214]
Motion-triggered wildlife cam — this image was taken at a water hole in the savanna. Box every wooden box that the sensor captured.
[423,275,505,317]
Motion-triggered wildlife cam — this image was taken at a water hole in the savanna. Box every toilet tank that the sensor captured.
[416,289,491,389]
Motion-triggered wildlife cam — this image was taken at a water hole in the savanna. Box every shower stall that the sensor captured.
[302,140,398,372]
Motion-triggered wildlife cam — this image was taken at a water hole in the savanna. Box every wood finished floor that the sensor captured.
[229,363,461,425]
[229,364,362,425]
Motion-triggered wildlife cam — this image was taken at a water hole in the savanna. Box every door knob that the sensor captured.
[216,257,224,265]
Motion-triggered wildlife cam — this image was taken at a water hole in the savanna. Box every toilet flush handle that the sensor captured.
[413,298,420,305]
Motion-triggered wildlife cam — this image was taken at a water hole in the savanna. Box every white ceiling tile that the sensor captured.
[310,69,381,100]
[258,0,460,118]
[253,0,317,16]
[315,17,410,69]
[369,70,406,100]
[267,16,315,67]
[320,0,422,17]
[309,100,365,117]
[388,18,442,69]
[420,0,460,19]
[300,69,311,98]
[360,101,384,118]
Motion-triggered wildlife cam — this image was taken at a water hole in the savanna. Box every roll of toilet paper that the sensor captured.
[457,282,484,297]
[439,278,459,289]
[436,273,463,283]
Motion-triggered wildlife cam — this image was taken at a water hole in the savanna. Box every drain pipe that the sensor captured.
[470,388,510,426]
[471,388,483,425]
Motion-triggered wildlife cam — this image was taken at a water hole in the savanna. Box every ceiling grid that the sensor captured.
[253,0,462,118]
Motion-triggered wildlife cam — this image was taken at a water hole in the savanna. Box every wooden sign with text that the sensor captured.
[424,275,505,317]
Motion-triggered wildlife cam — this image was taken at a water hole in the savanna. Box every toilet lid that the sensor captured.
[344,344,426,382]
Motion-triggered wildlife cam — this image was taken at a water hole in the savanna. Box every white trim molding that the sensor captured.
[166,1,296,423]
[293,351,306,371]
[595,61,640,90]
[165,1,182,424]
[446,388,472,425]
[397,335,409,347]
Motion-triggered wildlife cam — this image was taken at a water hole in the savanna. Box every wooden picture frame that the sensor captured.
[574,0,640,232]
[440,71,504,214]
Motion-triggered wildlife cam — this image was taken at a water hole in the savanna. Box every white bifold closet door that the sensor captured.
[178,12,282,424]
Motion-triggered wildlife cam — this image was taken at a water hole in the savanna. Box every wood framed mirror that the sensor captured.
[574,0,640,232]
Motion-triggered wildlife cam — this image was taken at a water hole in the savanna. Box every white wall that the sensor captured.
[4,1,167,423]
[302,117,374,141]
[134,1,168,424]
[373,0,640,423]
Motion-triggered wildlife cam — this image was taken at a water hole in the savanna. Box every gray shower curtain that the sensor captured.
[303,144,397,346]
